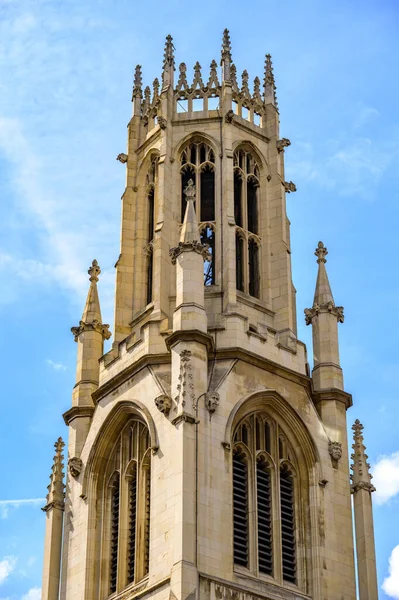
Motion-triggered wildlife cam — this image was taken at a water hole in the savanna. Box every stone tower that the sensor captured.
[41,31,379,600]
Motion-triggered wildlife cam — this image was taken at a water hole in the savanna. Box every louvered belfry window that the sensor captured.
[233,449,249,567]
[109,477,120,594]
[104,419,151,596]
[232,413,298,587]
[280,467,296,584]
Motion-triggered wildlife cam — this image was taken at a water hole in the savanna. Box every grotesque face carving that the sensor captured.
[68,457,83,478]
[154,394,172,415]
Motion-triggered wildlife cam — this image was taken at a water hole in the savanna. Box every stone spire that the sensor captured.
[43,438,65,512]
[351,420,378,600]
[162,34,175,87]
[351,420,376,494]
[264,54,278,108]
[221,28,232,82]
[305,243,344,326]
[71,260,111,342]
[305,242,345,392]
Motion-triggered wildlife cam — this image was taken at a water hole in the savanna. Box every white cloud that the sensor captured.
[372,451,399,505]
[0,557,16,585]
[46,359,67,372]
[0,498,45,519]
[383,545,399,599]
[21,588,41,600]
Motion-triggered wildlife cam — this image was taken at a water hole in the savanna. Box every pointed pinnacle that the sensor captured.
[88,259,100,282]
[132,65,142,99]
[221,28,232,61]
[313,242,334,306]
[163,34,175,68]
[315,241,328,264]
[351,420,376,493]
[264,53,278,108]
[42,437,65,511]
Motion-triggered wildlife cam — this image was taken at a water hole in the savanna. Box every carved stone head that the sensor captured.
[329,441,342,462]
[205,392,220,414]
[154,394,172,415]
[68,456,83,478]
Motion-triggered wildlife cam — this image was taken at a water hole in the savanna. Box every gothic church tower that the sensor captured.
[41,31,379,600]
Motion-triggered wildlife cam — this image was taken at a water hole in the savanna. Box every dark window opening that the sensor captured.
[280,468,296,584]
[144,467,151,575]
[200,144,206,164]
[148,188,155,242]
[190,144,197,164]
[247,180,258,234]
[241,424,248,446]
[147,252,153,305]
[127,471,137,584]
[234,172,242,227]
[248,240,260,298]
[201,226,215,286]
[233,451,249,568]
[256,418,261,450]
[236,235,244,292]
[200,167,215,222]
[264,422,271,453]
[181,169,196,221]
[257,461,273,576]
[109,477,120,594]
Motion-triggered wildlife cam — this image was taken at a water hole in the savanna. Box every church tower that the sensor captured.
[41,31,379,600]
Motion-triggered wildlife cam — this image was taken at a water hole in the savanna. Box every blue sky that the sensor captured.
[0,0,398,597]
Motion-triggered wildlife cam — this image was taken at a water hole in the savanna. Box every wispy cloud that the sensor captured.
[0,498,45,519]
[21,589,41,600]
[0,557,16,585]
[46,359,67,372]
[372,451,399,505]
[383,545,399,599]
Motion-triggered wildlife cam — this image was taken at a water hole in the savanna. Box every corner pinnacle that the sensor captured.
[42,437,65,512]
[351,420,376,494]
[264,53,278,109]
[71,260,111,341]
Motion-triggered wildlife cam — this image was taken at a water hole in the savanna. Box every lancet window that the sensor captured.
[234,149,261,298]
[103,419,151,595]
[232,413,298,586]
[145,158,157,304]
[181,141,216,285]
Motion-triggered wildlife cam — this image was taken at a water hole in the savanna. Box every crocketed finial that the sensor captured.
[315,241,328,264]
[264,53,278,109]
[42,437,65,512]
[184,179,196,203]
[221,28,233,81]
[351,420,376,494]
[88,259,101,282]
[163,34,175,68]
[132,65,142,99]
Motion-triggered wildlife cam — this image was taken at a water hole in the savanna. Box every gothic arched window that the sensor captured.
[233,149,261,297]
[145,158,157,304]
[232,413,298,586]
[103,419,151,594]
[180,141,216,285]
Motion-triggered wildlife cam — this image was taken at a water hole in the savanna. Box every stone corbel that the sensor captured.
[154,394,172,415]
[116,153,128,163]
[205,392,220,415]
[68,457,83,478]
[328,441,342,469]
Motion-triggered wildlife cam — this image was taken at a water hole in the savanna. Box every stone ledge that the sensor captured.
[313,388,353,410]
[63,406,95,426]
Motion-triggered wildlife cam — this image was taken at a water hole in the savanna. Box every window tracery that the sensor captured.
[233,413,298,587]
[233,149,261,298]
[102,419,151,595]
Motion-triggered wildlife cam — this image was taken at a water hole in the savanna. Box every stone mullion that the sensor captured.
[272,427,283,585]
[117,435,129,590]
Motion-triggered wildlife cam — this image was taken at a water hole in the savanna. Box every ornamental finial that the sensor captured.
[132,65,142,99]
[88,259,101,283]
[264,53,278,109]
[184,179,196,203]
[315,241,328,264]
[42,437,65,512]
[221,28,232,81]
